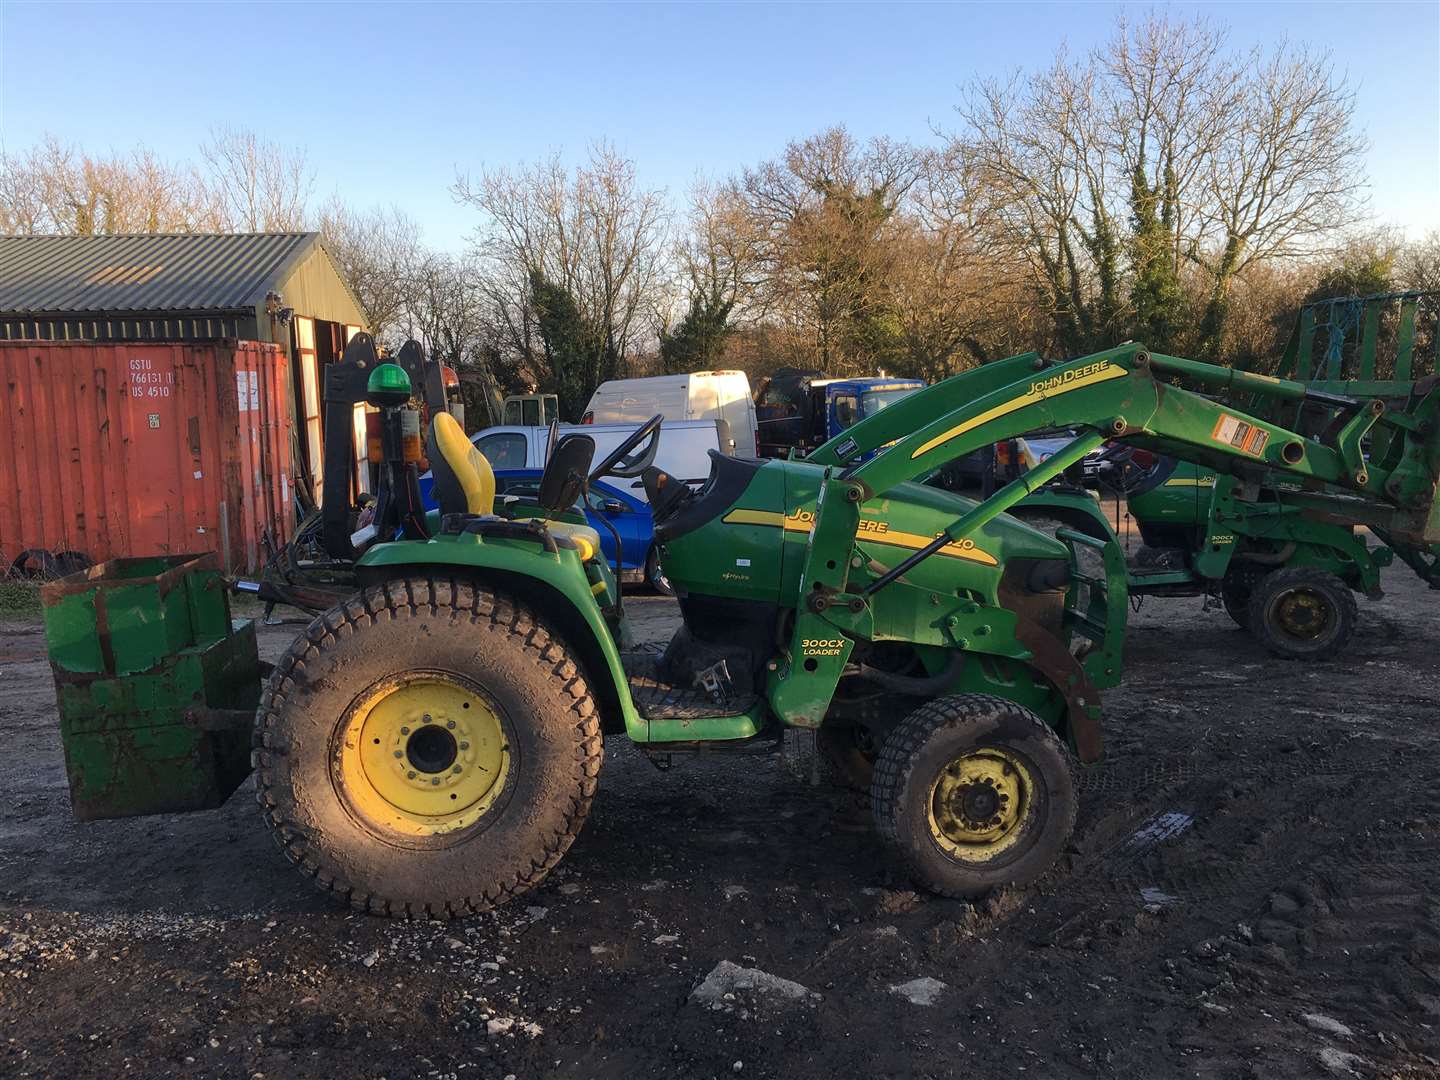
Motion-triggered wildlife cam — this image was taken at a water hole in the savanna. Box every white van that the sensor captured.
[582,371,758,458]
[469,419,724,501]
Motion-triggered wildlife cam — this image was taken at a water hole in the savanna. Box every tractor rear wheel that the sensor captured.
[871,695,1075,899]
[1246,566,1357,660]
[254,577,603,918]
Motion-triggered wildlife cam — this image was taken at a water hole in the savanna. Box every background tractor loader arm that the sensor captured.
[800,343,1438,594]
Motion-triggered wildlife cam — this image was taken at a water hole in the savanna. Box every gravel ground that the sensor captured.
[1,560,1437,1079]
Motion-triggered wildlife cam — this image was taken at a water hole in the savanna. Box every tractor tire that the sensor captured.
[645,547,674,596]
[871,694,1075,899]
[1246,566,1358,661]
[254,576,603,919]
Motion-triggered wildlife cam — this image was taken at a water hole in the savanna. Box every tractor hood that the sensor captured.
[657,456,1067,608]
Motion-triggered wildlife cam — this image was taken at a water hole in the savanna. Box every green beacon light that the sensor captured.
[366,362,412,407]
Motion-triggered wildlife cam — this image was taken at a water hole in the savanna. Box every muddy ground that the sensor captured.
[1,560,1438,1080]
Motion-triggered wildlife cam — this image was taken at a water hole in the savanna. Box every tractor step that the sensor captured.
[622,653,759,721]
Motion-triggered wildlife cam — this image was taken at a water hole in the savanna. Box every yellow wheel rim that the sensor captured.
[927,746,1032,862]
[1274,588,1334,640]
[335,673,512,839]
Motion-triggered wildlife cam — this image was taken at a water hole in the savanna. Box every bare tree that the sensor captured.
[200,125,313,231]
[955,54,1127,355]
[318,199,423,339]
[453,142,669,414]
[677,178,763,314]
[731,126,924,370]
[949,13,1368,358]
[884,150,1040,378]
[1193,43,1366,355]
[0,136,211,235]
[1399,231,1440,296]
[399,251,510,425]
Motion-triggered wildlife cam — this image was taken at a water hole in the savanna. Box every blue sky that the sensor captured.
[2,1,1436,250]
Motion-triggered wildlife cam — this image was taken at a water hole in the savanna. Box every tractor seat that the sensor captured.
[429,412,602,561]
[428,411,496,516]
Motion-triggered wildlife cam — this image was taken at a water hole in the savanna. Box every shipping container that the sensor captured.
[0,340,293,575]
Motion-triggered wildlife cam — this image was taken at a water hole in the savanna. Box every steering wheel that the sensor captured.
[590,414,663,481]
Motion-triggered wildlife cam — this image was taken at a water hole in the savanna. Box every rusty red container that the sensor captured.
[0,340,294,575]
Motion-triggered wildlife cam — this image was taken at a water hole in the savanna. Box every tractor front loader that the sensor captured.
[43,333,1440,918]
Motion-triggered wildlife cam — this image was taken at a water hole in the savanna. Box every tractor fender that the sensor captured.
[354,540,646,741]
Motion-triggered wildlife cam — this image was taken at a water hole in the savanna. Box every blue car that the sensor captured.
[418,466,669,594]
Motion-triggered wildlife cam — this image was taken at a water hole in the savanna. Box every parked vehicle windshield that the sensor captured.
[861,388,917,415]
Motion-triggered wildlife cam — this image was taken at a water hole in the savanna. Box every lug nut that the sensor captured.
[407,771,416,779]
[452,765,462,774]
[430,778,440,786]
[447,720,456,729]
[393,751,403,759]
[422,714,432,724]
[400,726,410,735]
[459,742,469,751]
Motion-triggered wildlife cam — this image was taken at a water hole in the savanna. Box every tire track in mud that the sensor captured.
[1056,726,1440,912]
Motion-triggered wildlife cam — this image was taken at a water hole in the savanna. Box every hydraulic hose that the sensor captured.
[854,650,966,694]
[1234,542,1297,566]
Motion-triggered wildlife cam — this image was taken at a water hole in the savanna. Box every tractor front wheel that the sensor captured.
[1247,566,1357,660]
[871,695,1075,899]
[254,577,603,918]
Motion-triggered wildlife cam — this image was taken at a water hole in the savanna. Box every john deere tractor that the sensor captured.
[43,331,1437,916]
[230,330,1438,919]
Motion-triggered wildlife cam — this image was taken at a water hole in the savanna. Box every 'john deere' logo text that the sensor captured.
[1028,360,1113,397]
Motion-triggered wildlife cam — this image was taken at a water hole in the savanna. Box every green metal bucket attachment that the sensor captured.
[41,553,261,821]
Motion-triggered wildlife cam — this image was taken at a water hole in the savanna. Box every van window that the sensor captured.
[476,432,527,469]
[833,394,860,429]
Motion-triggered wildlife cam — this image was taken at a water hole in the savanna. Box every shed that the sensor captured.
[0,232,369,485]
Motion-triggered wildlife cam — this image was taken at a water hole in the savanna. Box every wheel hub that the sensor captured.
[336,674,512,838]
[928,747,1030,862]
[405,725,458,774]
[1275,588,1333,639]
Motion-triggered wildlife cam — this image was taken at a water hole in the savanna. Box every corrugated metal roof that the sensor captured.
[0,232,321,315]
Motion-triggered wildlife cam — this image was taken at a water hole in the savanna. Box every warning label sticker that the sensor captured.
[1211,413,1268,457]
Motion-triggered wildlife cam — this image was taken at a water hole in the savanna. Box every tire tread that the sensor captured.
[252,575,603,920]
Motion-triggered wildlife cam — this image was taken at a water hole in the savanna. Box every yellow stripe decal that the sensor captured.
[1163,478,1214,487]
[910,362,1129,460]
[720,508,786,528]
[720,510,998,566]
[869,528,999,567]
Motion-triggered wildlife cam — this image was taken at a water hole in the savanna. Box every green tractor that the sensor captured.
[242,332,1437,918]
[41,330,1439,916]
[1010,292,1440,660]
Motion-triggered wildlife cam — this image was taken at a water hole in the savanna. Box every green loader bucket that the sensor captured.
[41,553,261,821]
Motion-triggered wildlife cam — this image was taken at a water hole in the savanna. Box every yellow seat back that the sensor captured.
[428,411,495,516]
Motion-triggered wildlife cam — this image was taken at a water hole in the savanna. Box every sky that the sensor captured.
[1,0,1437,251]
